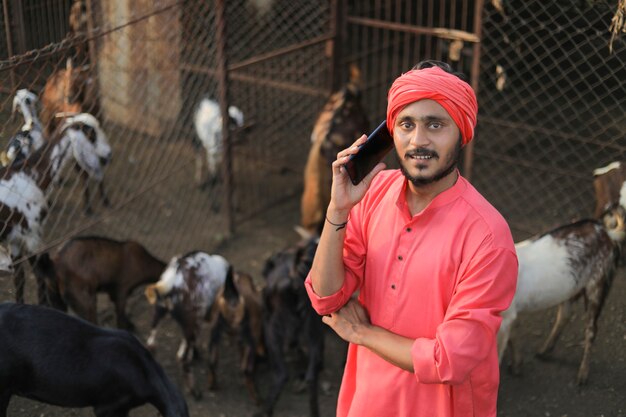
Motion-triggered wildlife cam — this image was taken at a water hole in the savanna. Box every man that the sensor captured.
[305,60,518,417]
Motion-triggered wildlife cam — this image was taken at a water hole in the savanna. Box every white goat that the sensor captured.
[144,251,232,399]
[0,112,111,304]
[497,206,625,385]
[1,89,45,167]
[193,98,244,187]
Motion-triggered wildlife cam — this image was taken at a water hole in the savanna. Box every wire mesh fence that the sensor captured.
[0,0,334,284]
[475,0,626,238]
[0,0,624,289]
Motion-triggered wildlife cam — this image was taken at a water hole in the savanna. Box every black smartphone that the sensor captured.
[344,120,394,185]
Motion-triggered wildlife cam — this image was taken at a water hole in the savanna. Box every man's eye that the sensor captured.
[429,122,442,129]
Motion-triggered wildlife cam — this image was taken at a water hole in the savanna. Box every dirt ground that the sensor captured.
[2,190,626,417]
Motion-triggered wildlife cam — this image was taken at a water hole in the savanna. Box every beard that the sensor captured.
[397,139,462,187]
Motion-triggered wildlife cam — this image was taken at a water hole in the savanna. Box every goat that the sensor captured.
[497,205,626,385]
[5,88,110,214]
[40,58,97,137]
[209,270,265,405]
[41,62,107,215]
[1,89,45,167]
[259,235,323,417]
[193,97,244,189]
[0,113,111,304]
[33,236,166,331]
[592,161,626,218]
[0,302,189,417]
[144,251,232,399]
[300,64,369,234]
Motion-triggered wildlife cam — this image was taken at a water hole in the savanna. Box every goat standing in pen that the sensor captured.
[300,64,369,234]
[1,89,45,167]
[40,58,97,137]
[33,236,166,331]
[497,205,626,385]
[0,113,111,304]
[40,59,108,214]
[144,251,233,399]
[193,97,244,189]
[0,302,189,417]
[210,270,265,405]
[4,84,110,214]
[259,234,324,417]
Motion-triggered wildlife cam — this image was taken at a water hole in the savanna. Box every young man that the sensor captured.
[305,60,518,417]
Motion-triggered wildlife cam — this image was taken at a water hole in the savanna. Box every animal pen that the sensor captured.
[0,0,624,274]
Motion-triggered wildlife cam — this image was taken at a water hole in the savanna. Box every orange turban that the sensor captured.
[386,66,478,146]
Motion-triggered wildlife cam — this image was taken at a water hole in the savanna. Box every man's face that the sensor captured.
[393,99,462,187]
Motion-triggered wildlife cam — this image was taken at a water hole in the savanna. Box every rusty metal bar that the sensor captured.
[480,115,619,149]
[12,0,24,52]
[462,0,485,181]
[347,15,480,43]
[328,0,345,92]
[85,0,99,111]
[215,0,234,236]
[2,0,15,87]
[229,33,333,72]
[180,63,330,97]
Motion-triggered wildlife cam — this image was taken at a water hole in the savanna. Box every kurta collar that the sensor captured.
[394,169,467,218]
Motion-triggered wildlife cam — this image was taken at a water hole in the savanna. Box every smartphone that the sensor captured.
[344,120,394,185]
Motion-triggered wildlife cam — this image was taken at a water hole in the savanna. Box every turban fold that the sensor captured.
[386,66,478,145]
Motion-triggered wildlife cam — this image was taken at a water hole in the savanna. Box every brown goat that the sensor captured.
[300,64,369,233]
[34,236,166,331]
[40,58,98,137]
[209,271,265,405]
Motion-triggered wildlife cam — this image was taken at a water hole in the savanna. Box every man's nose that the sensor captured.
[409,125,429,147]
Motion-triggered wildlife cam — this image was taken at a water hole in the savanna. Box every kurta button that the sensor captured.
[397,255,403,261]
[391,284,396,289]
[406,227,412,232]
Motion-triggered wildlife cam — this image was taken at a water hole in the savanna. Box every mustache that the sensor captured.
[405,148,439,160]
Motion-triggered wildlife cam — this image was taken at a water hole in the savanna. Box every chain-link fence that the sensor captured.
[475,0,626,238]
[0,0,334,279]
[0,0,624,282]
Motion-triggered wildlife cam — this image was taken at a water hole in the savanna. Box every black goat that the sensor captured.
[0,302,189,417]
[258,236,324,417]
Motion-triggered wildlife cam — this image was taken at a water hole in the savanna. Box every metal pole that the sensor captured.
[215,0,234,236]
[329,0,346,92]
[85,0,100,115]
[3,0,16,88]
[462,0,485,181]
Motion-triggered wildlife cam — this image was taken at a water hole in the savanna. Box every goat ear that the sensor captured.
[261,258,275,279]
[144,285,158,305]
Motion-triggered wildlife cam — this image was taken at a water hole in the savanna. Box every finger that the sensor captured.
[322,314,332,326]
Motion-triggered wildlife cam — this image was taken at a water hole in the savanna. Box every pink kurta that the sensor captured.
[305,170,518,417]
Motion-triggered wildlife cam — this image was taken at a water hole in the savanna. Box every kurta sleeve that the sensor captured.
[305,200,369,316]
[411,245,518,384]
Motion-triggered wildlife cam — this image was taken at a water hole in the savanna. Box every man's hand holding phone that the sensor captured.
[329,121,393,218]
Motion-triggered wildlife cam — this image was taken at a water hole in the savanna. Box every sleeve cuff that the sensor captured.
[304,277,350,315]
